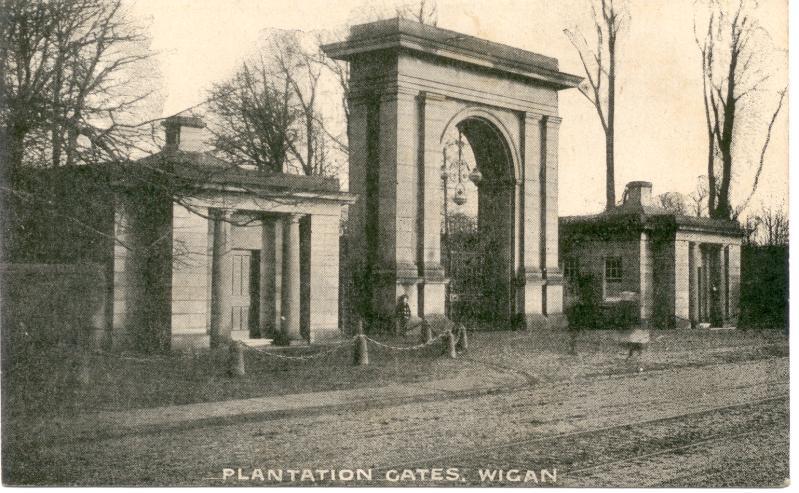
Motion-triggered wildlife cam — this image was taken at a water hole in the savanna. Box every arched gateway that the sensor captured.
[323,18,581,330]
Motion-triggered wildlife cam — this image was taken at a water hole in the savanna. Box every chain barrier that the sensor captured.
[243,337,358,361]
[364,331,449,352]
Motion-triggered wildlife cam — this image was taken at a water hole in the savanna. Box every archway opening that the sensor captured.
[440,117,515,327]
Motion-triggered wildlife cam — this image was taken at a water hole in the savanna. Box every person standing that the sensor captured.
[395,295,411,336]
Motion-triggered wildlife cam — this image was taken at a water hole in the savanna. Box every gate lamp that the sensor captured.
[441,130,481,206]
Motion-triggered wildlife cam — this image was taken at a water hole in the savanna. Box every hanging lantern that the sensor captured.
[453,185,467,205]
[469,167,483,185]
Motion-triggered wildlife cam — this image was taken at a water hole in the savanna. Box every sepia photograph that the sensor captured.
[0,0,790,487]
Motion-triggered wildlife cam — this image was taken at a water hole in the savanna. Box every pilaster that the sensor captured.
[417,91,448,320]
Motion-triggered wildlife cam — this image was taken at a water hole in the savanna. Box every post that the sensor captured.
[446,328,457,358]
[353,318,369,366]
[228,340,245,376]
[420,318,433,344]
[456,324,468,352]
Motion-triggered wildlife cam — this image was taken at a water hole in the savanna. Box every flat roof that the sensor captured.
[560,206,744,237]
[322,17,582,90]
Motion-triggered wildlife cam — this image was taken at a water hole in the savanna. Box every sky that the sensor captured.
[125,0,789,218]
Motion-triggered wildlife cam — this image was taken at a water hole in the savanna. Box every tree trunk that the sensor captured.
[605,29,617,211]
[706,133,716,215]
[605,130,615,209]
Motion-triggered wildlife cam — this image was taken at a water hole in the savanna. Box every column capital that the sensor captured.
[419,90,447,104]
[211,208,234,220]
[380,88,417,103]
[524,112,545,123]
[542,115,563,126]
[286,213,303,224]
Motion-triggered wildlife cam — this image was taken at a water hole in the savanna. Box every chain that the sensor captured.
[364,331,449,351]
[243,337,357,361]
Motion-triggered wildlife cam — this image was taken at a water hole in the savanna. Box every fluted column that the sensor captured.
[210,209,232,346]
[281,214,302,340]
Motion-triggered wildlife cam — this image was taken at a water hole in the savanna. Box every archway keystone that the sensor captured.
[323,18,580,330]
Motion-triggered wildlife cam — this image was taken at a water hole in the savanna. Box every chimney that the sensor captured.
[623,181,653,208]
[162,115,207,152]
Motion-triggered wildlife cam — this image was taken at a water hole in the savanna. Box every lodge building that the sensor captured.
[4,116,354,350]
[559,181,743,329]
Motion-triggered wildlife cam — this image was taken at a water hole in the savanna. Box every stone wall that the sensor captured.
[1,263,109,348]
[170,203,210,350]
[562,238,642,303]
[309,213,342,341]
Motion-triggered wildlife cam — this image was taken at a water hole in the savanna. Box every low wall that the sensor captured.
[0,263,109,349]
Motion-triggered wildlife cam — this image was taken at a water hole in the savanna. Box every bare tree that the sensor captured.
[0,0,160,174]
[695,0,787,219]
[750,205,788,246]
[396,0,438,25]
[688,175,710,217]
[656,192,689,215]
[266,30,337,177]
[0,0,161,260]
[565,0,626,211]
[206,58,296,173]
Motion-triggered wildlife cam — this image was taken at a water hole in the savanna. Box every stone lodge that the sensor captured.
[7,116,354,351]
[560,181,743,329]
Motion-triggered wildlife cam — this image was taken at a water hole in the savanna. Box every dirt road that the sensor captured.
[7,356,788,486]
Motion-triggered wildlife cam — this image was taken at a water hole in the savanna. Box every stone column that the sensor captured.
[639,232,654,326]
[542,116,565,324]
[719,246,728,324]
[259,216,283,337]
[519,112,545,329]
[690,242,700,325]
[281,214,302,340]
[210,209,232,347]
[727,243,741,324]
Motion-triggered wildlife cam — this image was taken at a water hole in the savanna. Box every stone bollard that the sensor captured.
[446,329,457,358]
[456,324,468,352]
[420,319,433,345]
[353,319,369,366]
[228,341,246,377]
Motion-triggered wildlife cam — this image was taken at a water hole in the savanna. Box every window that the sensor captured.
[605,256,623,282]
[563,257,579,281]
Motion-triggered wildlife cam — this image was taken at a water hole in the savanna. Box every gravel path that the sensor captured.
[6,356,788,486]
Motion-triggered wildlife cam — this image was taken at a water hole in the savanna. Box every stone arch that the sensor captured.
[440,107,522,184]
[322,18,580,331]
[439,111,520,323]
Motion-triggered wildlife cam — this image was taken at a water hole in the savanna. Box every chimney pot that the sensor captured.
[162,115,207,152]
[623,181,653,208]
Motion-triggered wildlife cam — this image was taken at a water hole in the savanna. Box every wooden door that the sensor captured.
[231,250,251,333]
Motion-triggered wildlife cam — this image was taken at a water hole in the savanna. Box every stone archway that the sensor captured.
[442,116,517,325]
[323,18,580,330]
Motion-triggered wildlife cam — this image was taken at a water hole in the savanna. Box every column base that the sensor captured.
[419,280,447,318]
[519,313,568,331]
[171,333,211,351]
[230,330,250,341]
